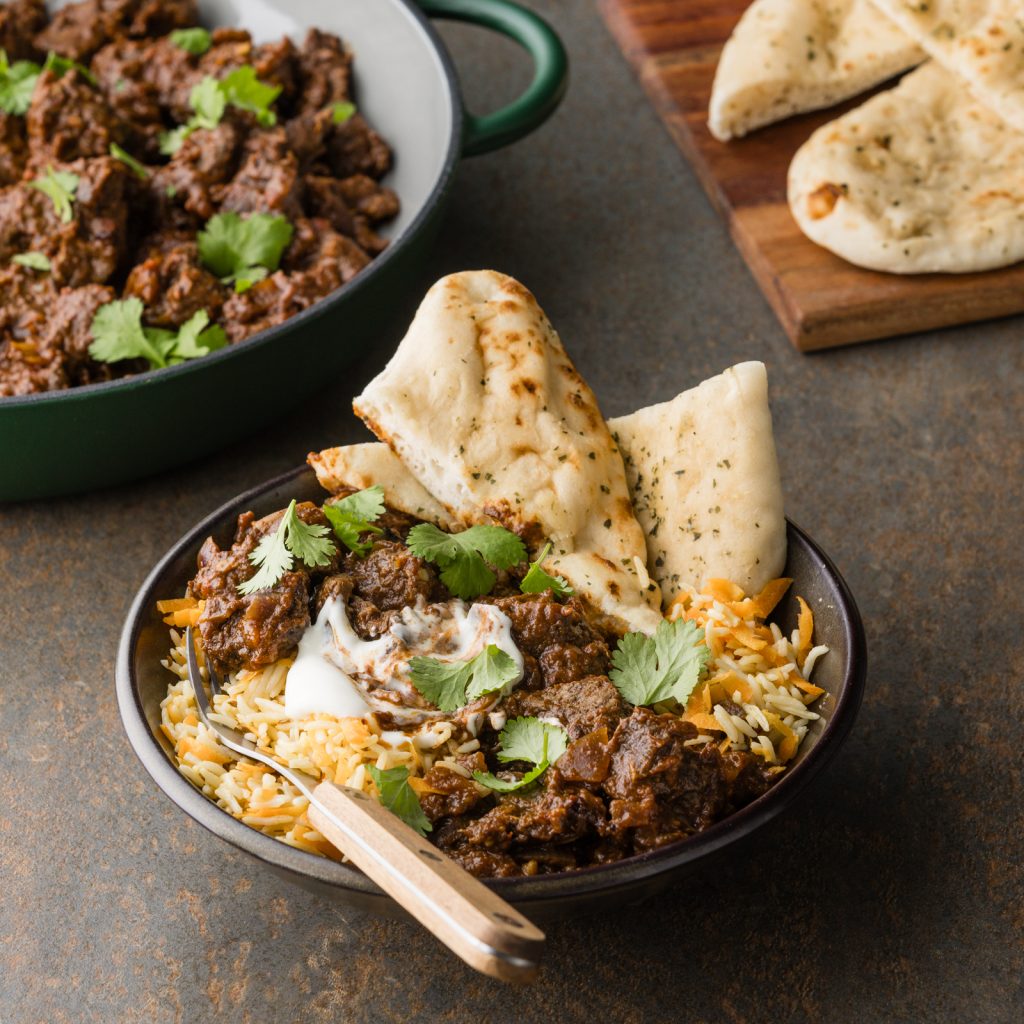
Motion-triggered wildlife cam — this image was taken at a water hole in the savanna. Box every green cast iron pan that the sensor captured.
[117,464,867,923]
[0,0,568,501]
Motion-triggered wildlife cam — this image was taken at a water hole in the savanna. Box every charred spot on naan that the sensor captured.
[807,182,847,220]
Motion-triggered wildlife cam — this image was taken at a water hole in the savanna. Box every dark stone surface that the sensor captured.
[1,2,1022,1021]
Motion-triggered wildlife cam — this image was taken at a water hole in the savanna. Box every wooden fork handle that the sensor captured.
[308,780,545,982]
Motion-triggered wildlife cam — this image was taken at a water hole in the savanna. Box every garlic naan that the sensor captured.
[608,362,786,600]
[788,61,1024,273]
[869,0,1024,133]
[353,271,663,635]
[709,0,922,141]
[308,442,455,528]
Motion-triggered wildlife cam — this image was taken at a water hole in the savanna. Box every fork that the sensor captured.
[184,627,544,982]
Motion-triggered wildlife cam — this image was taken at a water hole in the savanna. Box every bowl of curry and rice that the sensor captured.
[116,271,866,919]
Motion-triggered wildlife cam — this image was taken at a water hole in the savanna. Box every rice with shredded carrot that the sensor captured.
[158,577,828,859]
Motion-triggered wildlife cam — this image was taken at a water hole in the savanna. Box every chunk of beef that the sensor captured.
[26,68,129,166]
[292,28,352,117]
[190,503,340,672]
[326,114,392,180]
[419,760,489,822]
[344,539,437,612]
[0,0,46,62]
[503,675,625,741]
[285,108,332,169]
[213,126,303,218]
[123,241,228,327]
[222,218,369,342]
[47,283,118,383]
[34,0,197,62]
[303,173,396,255]
[0,112,27,187]
[0,266,63,397]
[486,593,610,689]
[91,37,168,157]
[151,119,243,222]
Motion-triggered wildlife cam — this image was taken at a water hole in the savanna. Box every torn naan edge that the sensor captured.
[608,362,786,601]
[709,0,922,141]
[869,0,1024,133]
[788,61,1024,273]
[308,442,455,528]
[353,270,663,635]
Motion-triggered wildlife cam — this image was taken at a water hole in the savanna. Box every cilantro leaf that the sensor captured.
[496,717,568,765]
[520,542,573,598]
[609,618,710,707]
[408,644,520,713]
[406,523,527,600]
[169,27,212,55]
[11,251,50,271]
[164,309,227,362]
[0,50,41,115]
[331,101,355,124]
[368,765,432,836]
[43,51,98,86]
[197,211,293,291]
[322,485,385,557]
[472,717,568,792]
[88,298,169,368]
[220,65,280,126]
[158,75,226,153]
[237,499,337,595]
[29,166,79,223]
[472,762,548,793]
[89,301,227,369]
[109,142,148,179]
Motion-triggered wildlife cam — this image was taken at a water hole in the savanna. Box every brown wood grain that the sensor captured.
[597,0,1024,350]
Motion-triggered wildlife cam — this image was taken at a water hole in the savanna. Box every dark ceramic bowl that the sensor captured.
[0,0,568,501]
[116,465,867,922]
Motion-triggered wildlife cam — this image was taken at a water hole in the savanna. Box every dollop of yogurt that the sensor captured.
[284,596,523,725]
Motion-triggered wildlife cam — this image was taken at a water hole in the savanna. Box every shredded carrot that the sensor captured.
[177,735,231,765]
[730,625,768,651]
[685,712,724,732]
[778,734,799,762]
[796,596,814,666]
[731,578,793,619]
[156,598,198,613]
[408,776,444,796]
[706,578,745,603]
[794,679,825,699]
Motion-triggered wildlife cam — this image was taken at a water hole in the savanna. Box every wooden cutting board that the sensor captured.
[597,0,1024,351]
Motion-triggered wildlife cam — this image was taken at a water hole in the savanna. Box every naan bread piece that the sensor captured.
[608,362,786,601]
[869,0,1024,132]
[308,442,455,528]
[709,0,922,141]
[353,271,663,635]
[788,61,1024,273]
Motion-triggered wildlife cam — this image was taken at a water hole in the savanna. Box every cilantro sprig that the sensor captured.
[406,523,526,600]
[197,211,294,292]
[43,51,97,85]
[331,101,355,124]
[110,142,148,179]
[88,301,227,369]
[169,27,212,55]
[11,251,50,271]
[29,166,79,223]
[322,485,385,557]
[368,765,432,836]
[0,49,40,114]
[519,542,573,598]
[409,644,520,713]
[473,717,569,793]
[237,499,336,596]
[158,67,280,154]
[609,618,710,707]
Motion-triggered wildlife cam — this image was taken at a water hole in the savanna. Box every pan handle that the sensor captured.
[418,0,568,156]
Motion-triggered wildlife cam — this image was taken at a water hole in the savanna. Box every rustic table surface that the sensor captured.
[2,3,1021,1021]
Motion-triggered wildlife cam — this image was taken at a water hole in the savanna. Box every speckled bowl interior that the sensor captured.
[117,466,867,922]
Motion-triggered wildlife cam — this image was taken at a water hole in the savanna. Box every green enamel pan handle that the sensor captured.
[418,0,568,156]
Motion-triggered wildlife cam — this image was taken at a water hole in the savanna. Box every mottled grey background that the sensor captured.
[2,2,1022,1022]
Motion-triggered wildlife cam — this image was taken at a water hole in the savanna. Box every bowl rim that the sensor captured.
[1,0,463,411]
[116,463,867,907]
